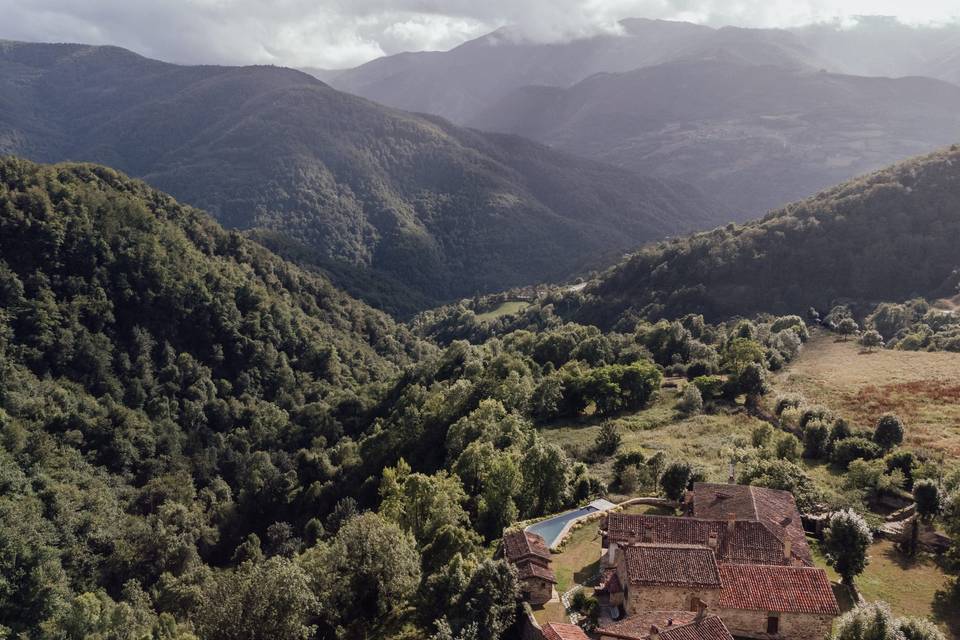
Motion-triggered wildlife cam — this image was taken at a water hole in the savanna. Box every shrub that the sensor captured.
[874,414,905,451]
[774,433,801,461]
[594,422,622,456]
[774,394,803,416]
[692,375,724,399]
[832,437,883,469]
[676,384,703,416]
[802,420,830,459]
[913,479,942,521]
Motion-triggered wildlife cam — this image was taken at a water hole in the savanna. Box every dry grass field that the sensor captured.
[771,331,960,455]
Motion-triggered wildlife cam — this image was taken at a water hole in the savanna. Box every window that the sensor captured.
[766,615,780,635]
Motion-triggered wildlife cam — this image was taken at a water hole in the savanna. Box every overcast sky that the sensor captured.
[2,0,959,69]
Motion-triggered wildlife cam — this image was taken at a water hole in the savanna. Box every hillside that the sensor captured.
[0,40,718,314]
[577,146,960,323]
[470,59,960,214]
[329,20,823,123]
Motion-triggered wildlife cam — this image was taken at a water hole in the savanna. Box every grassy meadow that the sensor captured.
[770,332,960,455]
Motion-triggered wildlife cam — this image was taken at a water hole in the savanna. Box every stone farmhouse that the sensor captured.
[594,483,839,640]
[503,530,557,605]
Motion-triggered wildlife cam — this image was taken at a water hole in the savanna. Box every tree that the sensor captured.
[193,557,317,640]
[913,480,942,521]
[832,602,902,640]
[660,461,694,501]
[822,509,872,586]
[594,422,622,456]
[519,441,570,517]
[774,433,801,461]
[736,363,769,409]
[803,420,830,459]
[859,330,884,352]
[874,414,905,451]
[676,384,703,416]
[832,437,883,469]
[837,318,860,340]
[302,512,421,633]
[833,602,946,640]
[447,558,518,640]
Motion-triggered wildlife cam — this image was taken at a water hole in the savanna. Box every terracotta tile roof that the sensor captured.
[600,611,697,639]
[516,559,557,583]
[503,530,551,564]
[690,483,813,565]
[604,514,788,566]
[596,568,623,594]
[660,616,735,640]
[600,613,733,640]
[717,564,839,615]
[622,544,721,588]
[543,623,590,640]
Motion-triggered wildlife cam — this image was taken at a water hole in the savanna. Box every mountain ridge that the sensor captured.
[0,40,719,315]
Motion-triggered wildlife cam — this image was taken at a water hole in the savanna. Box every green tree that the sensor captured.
[837,318,860,341]
[676,384,703,416]
[823,509,872,586]
[859,330,884,352]
[874,414,905,451]
[303,512,421,635]
[913,480,942,521]
[660,461,694,501]
[594,422,622,456]
[193,557,317,640]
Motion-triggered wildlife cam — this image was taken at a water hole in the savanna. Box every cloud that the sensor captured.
[1,0,959,69]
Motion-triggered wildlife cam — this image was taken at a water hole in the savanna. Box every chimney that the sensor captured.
[608,542,618,567]
[727,512,736,534]
[708,531,718,549]
[695,599,707,621]
[728,461,736,484]
[650,625,661,640]
[783,538,792,563]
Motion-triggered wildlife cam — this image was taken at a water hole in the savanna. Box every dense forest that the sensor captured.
[0,40,717,315]
[575,146,960,326]
[0,158,815,639]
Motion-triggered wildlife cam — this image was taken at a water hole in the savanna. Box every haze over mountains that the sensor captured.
[0,40,717,315]
[330,17,960,214]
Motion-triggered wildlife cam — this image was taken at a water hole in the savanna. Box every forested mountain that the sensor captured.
[0,41,717,314]
[469,59,960,213]
[572,146,960,325]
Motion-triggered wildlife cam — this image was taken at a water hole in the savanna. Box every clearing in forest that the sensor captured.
[771,332,960,455]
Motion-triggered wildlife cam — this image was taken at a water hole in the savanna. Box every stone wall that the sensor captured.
[712,608,834,640]
[625,585,718,616]
[522,577,554,606]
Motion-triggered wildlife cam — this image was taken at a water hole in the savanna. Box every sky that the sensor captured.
[1,0,959,70]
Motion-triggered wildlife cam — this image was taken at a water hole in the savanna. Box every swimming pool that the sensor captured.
[525,506,599,548]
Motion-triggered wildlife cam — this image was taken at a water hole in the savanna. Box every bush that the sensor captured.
[832,437,883,469]
[913,479,942,521]
[676,384,703,416]
[774,433,801,461]
[692,375,724,399]
[802,420,830,459]
[660,461,694,501]
[594,422,622,456]
[874,414,905,451]
[774,394,803,416]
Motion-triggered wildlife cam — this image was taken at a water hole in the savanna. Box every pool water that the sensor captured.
[526,506,598,547]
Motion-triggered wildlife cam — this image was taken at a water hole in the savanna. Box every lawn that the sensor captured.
[770,331,960,455]
[813,539,958,638]
[474,300,528,321]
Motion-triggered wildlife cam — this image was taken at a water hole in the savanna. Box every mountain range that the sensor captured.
[0,40,717,315]
[328,18,960,215]
[469,59,960,213]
